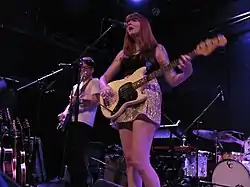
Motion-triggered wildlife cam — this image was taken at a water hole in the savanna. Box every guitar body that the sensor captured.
[2,148,14,178]
[100,67,147,120]
[16,117,27,185]
[100,35,228,120]
[20,151,27,185]
[12,157,17,181]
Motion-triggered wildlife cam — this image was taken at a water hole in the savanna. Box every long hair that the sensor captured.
[123,12,158,57]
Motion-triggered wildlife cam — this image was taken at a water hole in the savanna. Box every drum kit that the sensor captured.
[178,129,250,187]
[80,126,250,187]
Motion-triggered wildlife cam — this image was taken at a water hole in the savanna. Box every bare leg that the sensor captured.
[132,115,160,187]
[119,123,142,187]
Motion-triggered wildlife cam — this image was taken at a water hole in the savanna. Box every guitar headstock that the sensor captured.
[16,117,22,130]
[194,35,227,56]
[24,118,30,129]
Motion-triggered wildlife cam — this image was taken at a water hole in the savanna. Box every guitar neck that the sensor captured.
[132,51,196,89]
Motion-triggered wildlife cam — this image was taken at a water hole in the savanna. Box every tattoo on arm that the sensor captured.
[157,45,170,66]
[157,44,177,76]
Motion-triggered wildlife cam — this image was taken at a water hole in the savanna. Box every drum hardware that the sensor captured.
[243,137,250,161]
[217,152,245,162]
[199,180,231,187]
[193,129,224,164]
[192,129,244,163]
[180,85,225,187]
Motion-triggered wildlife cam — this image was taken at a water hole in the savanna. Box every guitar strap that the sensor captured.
[61,78,92,131]
[75,78,92,96]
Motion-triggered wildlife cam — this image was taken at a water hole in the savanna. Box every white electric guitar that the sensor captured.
[100,35,228,120]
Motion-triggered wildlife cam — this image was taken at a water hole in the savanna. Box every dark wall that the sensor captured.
[1,0,250,180]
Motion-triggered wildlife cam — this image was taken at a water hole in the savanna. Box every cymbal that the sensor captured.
[193,129,241,143]
[221,130,244,136]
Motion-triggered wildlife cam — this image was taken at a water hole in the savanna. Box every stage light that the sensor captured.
[128,0,148,5]
[130,0,143,3]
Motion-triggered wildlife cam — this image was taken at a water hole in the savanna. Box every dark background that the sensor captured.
[0,0,250,180]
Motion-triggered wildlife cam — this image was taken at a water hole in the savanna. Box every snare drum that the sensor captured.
[217,152,244,162]
[212,160,250,187]
[183,150,210,178]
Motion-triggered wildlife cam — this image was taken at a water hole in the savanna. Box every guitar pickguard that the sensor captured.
[112,82,138,114]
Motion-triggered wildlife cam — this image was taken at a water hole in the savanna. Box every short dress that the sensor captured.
[114,52,162,126]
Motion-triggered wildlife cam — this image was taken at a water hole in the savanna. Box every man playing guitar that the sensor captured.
[58,57,100,187]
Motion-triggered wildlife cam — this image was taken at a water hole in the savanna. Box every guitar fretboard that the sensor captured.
[132,51,196,89]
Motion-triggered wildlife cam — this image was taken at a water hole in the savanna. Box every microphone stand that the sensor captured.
[180,87,223,187]
[55,24,116,183]
[17,69,63,92]
[16,69,64,185]
[69,24,115,124]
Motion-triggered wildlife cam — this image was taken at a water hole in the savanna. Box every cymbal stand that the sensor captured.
[214,134,223,164]
[199,180,232,187]
[180,86,224,186]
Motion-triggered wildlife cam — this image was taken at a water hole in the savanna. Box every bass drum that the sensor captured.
[212,160,250,187]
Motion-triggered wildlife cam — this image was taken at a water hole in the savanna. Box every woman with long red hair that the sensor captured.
[100,12,193,187]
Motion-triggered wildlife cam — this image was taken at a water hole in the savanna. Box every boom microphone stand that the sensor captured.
[69,24,115,125]
[16,69,64,186]
[180,86,224,187]
[56,24,116,183]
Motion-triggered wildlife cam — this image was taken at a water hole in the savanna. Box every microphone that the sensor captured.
[0,76,19,83]
[217,85,225,101]
[58,63,74,67]
[108,18,127,28]
[58,63,83,67]
[58,63,72,67]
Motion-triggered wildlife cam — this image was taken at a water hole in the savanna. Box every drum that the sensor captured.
[212,160,250,187]
[183,150,210,178]
[217,152,244,162]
